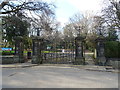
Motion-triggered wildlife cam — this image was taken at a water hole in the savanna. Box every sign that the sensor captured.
[1,48,12,51]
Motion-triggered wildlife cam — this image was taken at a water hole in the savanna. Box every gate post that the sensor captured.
[74,36,85,65]
[14,36,24,63]
[32,36,43,64]
[95,36,106,66]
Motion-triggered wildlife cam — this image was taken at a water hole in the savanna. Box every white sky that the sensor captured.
[44,0,106,27]
[66,0,103,11]
[0,0,107,26]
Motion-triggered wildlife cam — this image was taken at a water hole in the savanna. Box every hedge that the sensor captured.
[105,41,120,58]
[1,50,59,55]
[2,51,15,55]
[1,51,32,55]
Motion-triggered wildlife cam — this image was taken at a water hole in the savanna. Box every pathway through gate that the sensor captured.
[84,50,95,65]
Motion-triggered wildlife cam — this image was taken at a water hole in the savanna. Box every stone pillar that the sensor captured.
[74,36,85,65]
[96,37,106,66]
[32,36,43,64]
[15,36,24,63]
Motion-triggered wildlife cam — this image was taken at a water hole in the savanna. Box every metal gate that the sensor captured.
[41,40,76,64]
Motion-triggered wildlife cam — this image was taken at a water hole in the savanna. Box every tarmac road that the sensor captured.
[2,65,118,88]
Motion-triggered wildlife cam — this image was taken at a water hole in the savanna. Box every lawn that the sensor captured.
[1,50,58,55]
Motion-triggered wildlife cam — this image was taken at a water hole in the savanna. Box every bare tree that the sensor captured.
[0,0,55,15]
[28,11,59,38]
[1,0,58,47]
[69,12,93,37]
[101,0,119,40]
[63,24,75,41]
[1,0,57,35]
[102,1,120,29]
[91,16,107,36]
[110,0,120,21]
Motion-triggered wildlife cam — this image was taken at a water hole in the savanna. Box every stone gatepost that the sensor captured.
[15,36,24,63]
[32,36,43,64]
[96,36,106,66]
[74,36,85,65]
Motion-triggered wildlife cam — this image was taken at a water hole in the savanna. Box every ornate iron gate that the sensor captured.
[41,40,76,64]
[31,36,86,65]
[31,36,91,65]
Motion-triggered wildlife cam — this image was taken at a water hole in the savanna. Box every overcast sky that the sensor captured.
[45,0,106,27]
[0,0,107,26]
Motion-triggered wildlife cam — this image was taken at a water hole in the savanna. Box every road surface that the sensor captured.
[2,65,118,88]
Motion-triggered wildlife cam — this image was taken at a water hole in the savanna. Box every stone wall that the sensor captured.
[1,56,19,64]
[106,58,120,69]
